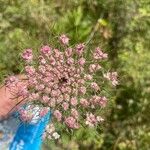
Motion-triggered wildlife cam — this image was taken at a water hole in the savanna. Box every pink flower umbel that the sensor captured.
[91,82,100,91]
[7,34,118,140]
[76,43,85,55]
[93,47,108,60]
[22,49,33,62]
[70,97,78,106]
[104,72,118,86]
[65,116,79,129]
[59,34,69,45]
[53,110,62,122]
[5,76,19,88]
[41,45,51,54]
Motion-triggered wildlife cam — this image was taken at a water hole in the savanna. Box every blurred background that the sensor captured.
[0,0,150,149]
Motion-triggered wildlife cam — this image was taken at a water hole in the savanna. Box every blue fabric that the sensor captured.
[0,116,20,149]
[9,112,51,150]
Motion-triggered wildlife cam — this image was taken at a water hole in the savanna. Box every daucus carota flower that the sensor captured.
[29,93,39,101]
[59,34,69,45]
[39,107,50,117]
[65,48,73,57]
[41,45,51,54]
[84,74,93,80]
[25,66,35,76]
[71,108,79,119]
[44,124,60,140]
[85,113,97,127]
[76,43,85,55]
[79,86,86,94]
[21,49,33,62]
[104,72,118,86]
[52,132,60,139]
[78,57,86,66]
[62,102,69,110]
[99,96,107,107]
[42,95,50,103]
[19,105,45,124]
[19,109,33,122]
[65,116,79,129]
[89,64,101,73]
[93,47,108,60]
[53,110,62,122]
[91,82,100,91]
[70,97,78,106]
[80,98,89,107]
[5,76,19,88]
[7,34,118,140]
[96,116,104,122]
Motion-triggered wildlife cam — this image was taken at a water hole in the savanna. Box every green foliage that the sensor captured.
[0,0,150,149]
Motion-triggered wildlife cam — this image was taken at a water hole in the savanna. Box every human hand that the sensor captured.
[0,75,26,119]
[0,85,16,118]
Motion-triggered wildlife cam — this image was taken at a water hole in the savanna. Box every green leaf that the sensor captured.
[98,18,108,26]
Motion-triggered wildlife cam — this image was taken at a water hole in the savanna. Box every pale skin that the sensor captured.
[0,85,16,118]
[0,75,26,118]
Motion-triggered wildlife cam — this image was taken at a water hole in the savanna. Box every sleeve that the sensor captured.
[9,111,51,150]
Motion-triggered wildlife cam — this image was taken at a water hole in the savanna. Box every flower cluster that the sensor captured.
[43,124,60,140]
[104,72,118,86]
[6,34,118,139]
